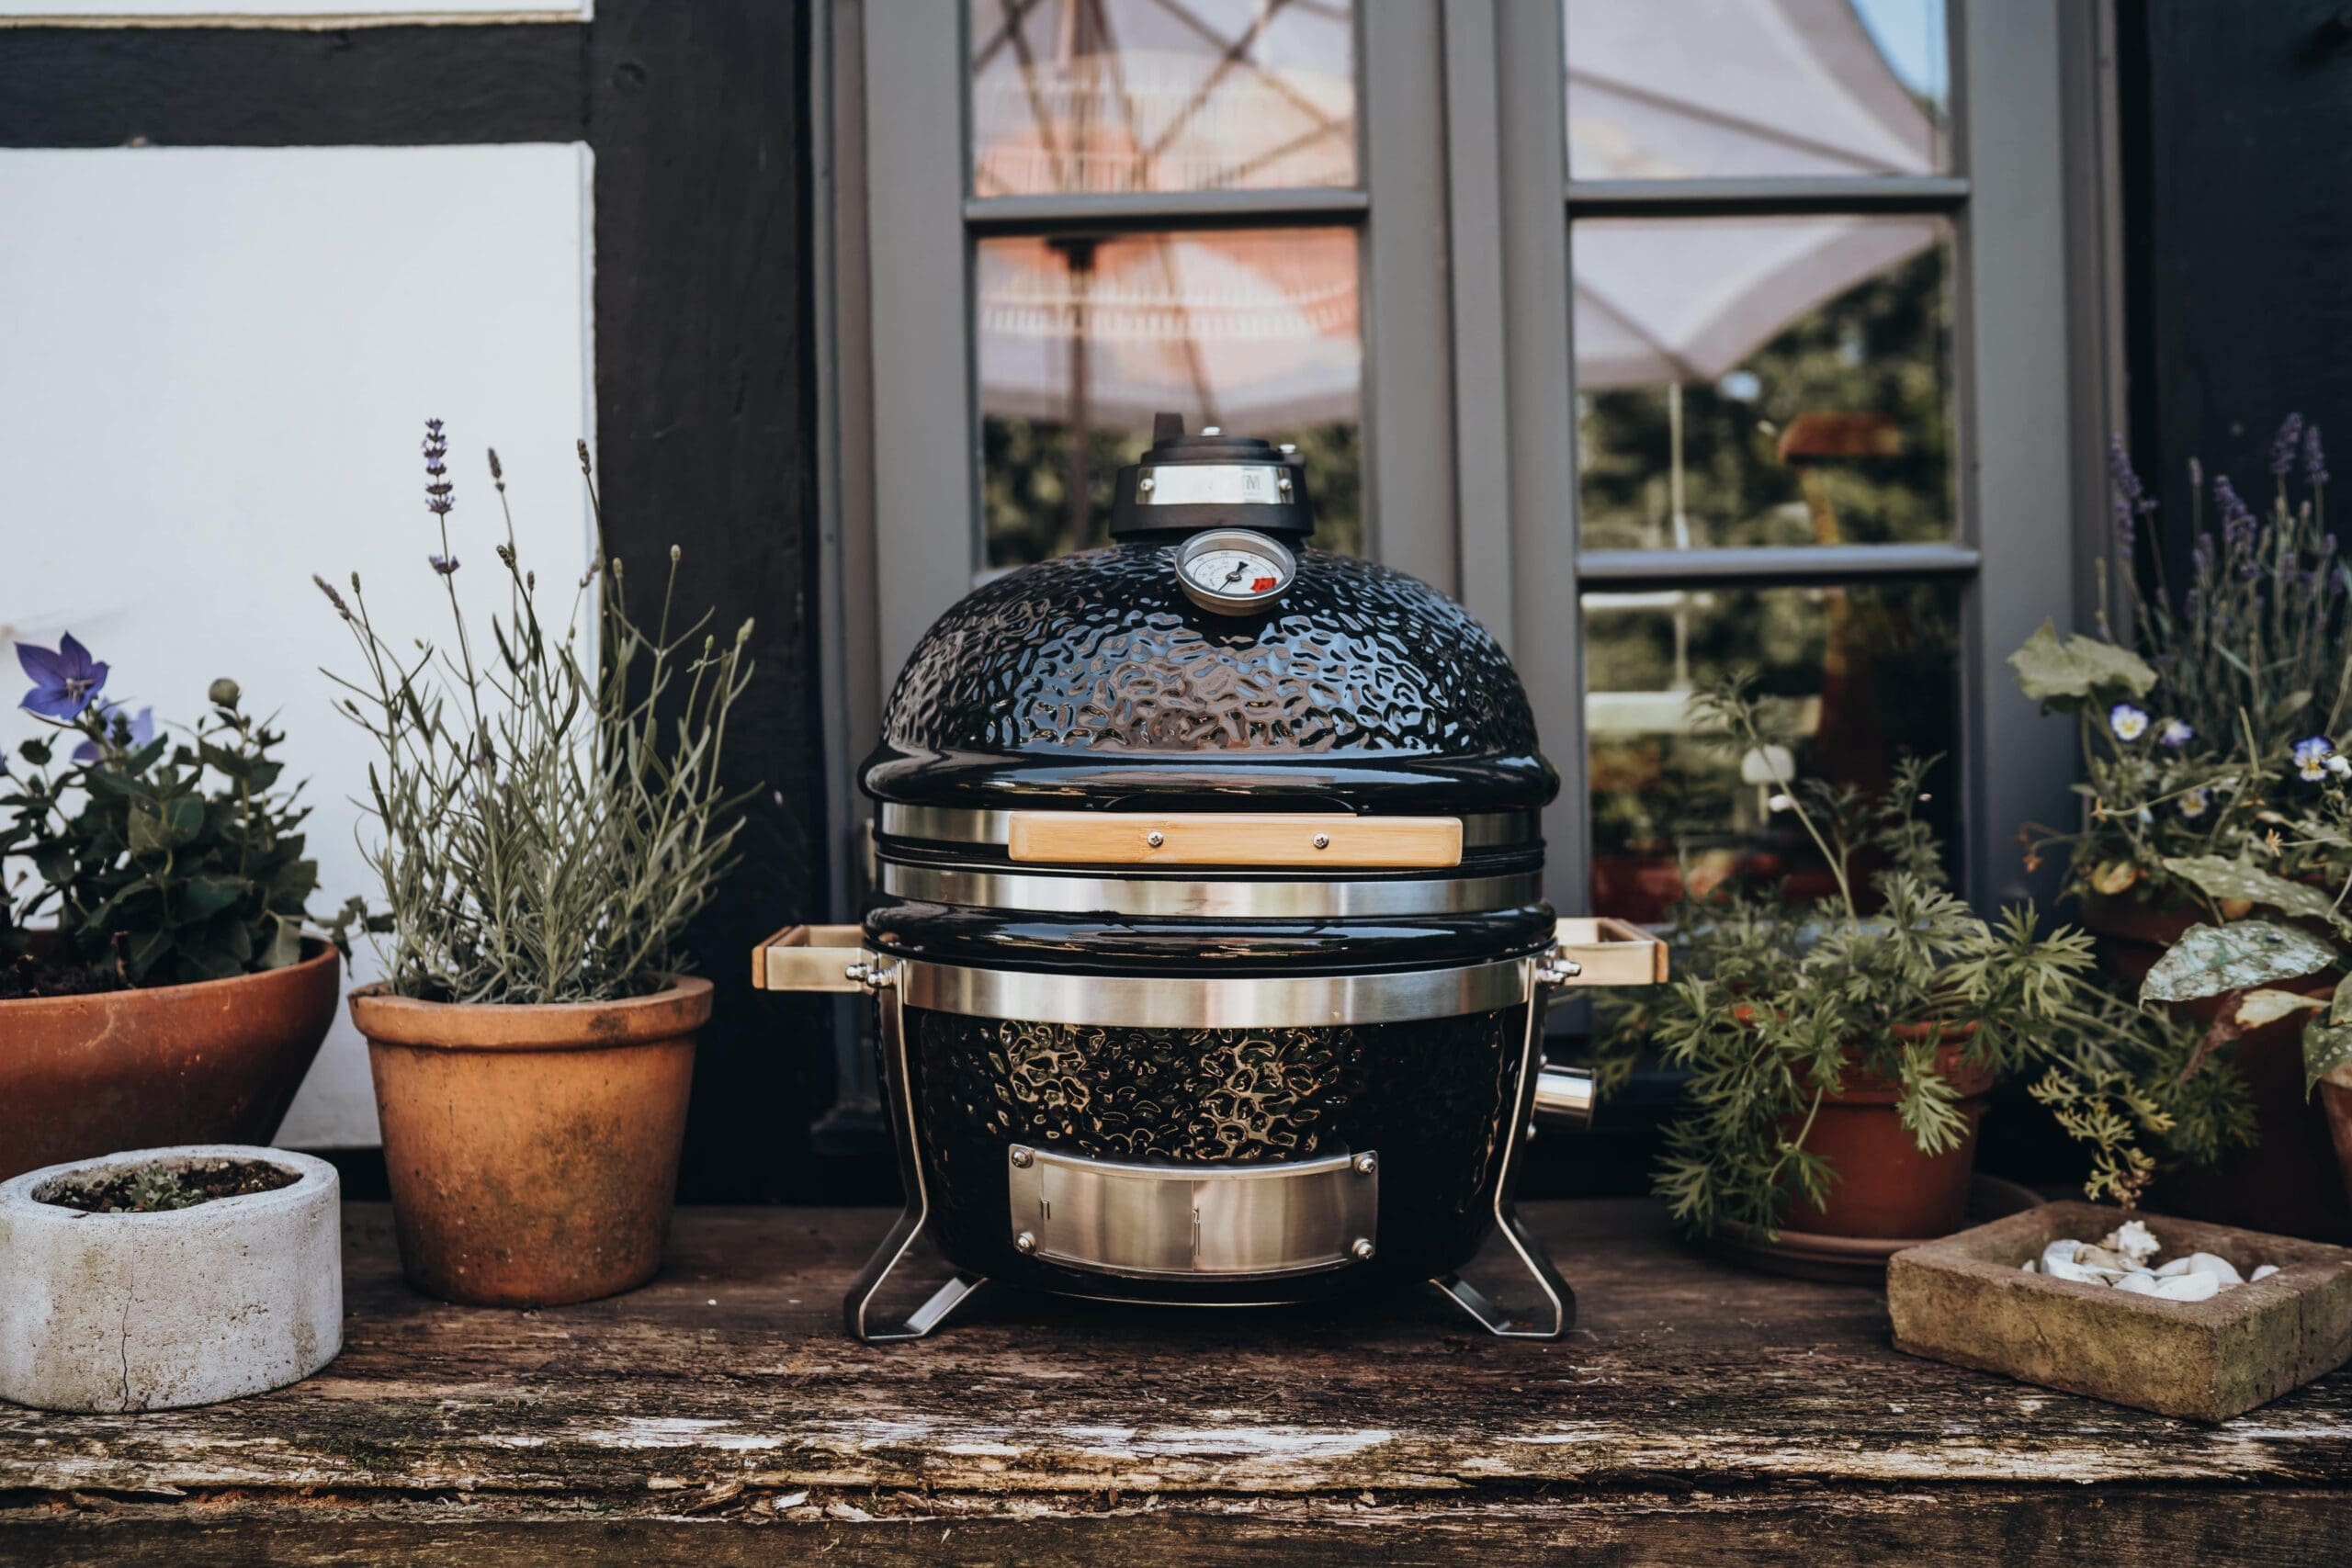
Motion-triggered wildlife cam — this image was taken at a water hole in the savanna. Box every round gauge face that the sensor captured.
[1176,529,1295,615]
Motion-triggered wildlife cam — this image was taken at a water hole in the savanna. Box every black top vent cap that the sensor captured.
[1107,411,1316,540]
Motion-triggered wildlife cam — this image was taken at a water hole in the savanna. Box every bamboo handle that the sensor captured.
[1548,916,1669,987]
[753,923,872,992]
[1003,812,1464,869]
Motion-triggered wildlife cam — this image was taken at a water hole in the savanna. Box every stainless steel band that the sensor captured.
[878,862,1544,919]
[877,802,1537,851]
[894,953,1535,1027]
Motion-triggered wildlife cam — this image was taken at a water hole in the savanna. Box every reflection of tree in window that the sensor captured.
[1578,246,1952,552]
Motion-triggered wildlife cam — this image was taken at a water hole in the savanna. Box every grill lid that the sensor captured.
[865,418,1556,817]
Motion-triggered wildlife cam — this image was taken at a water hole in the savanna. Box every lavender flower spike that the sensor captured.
[2215,474,2256,549]
[16,632,107,719]
[2272,413,2305,478]
[2309,424,2330,487]
[429,554,460,576]
[424,417,454,516]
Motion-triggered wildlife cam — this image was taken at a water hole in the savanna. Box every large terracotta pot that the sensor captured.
[349,977,711,1308]
[2079,898,2352,1242]
[1781,1024,1996,1239]
[0,940,340,1182]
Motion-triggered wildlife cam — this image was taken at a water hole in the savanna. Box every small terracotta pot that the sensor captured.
[349,977,712,1308]
[2079,900,2352,1242]
[1780,1023,1996,1240]
[0,941,341,1182]
[2322,1068,2352,1215]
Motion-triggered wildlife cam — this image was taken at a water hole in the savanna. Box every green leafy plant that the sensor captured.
[4,648,360,996]
[321,420,752,1005]
[1589,674,2183,1236]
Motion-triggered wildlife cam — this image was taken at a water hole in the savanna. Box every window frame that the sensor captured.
[825,0,2115,923]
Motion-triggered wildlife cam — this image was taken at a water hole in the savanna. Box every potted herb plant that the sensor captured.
[2013,419,2352,1236]
[1589,676,2185,1254]
[327,420,750,1308]
[1,649,360,1180]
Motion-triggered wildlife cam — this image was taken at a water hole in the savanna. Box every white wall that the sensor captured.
[0,142,596,1146]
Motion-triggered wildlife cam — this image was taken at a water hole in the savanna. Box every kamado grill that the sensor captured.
[757,415,1664,1343]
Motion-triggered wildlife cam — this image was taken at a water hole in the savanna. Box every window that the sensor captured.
[836,0,2095,922]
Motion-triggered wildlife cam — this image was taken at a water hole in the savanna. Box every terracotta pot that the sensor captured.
[350,977,712,1308]
[2322,1068,2352,1213]
[1780,1023,1996,1240]
[2078,900,2352,1242]
[0,940,340,1182]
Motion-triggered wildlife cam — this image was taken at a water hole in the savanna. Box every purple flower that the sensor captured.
[423,418,454,516]
[2109,704,2150,742]
[2216,475,2256,550]
[71,705,154,763]
[2192,532,2216,579]
[16,632,107,719]
[2295,735,2335,781]
[2160,718,2194,748]
[2306,423,2329,486]
[429,554,459,576]
[2272,413,2305,477]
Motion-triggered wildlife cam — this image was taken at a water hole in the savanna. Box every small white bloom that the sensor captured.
[2179,787,2211,819]
[2109,704,2150,742]
[2329,755,2352,780]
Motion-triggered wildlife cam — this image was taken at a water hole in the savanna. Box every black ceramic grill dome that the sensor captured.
[864,544,1557,812]
[756,418,1660,1343]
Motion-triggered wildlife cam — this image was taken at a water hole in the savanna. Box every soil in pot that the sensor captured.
[39,1156,298,1214]
[0,937,343,1183]
[1779,1024,1996,1241]
[2080,898,2352,1243]
[349,976,712,1309]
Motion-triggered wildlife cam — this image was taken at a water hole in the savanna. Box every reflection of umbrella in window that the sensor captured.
[971,0,1360,547]
[970,0,1355,197]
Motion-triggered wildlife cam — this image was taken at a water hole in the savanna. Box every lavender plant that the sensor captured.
[2016,419,2346,902]
[322,420,752,1005]
[3,642,358,997]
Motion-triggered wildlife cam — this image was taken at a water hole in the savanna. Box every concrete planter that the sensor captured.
[1888,1200,2352,1422]
[0,1145,342,1413]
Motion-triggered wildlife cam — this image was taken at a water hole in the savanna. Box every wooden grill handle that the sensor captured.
[1003,811,1464,870]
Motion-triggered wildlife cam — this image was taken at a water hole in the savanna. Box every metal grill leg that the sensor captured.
[1429,976,1574,1338]
[842,979,988,1343]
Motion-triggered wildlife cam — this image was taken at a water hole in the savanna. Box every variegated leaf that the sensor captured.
[2161,855,2347,931]
[2140,919,2338,1005]
[2334,972,2352,1027]
[2008,619,2158,705]
[2304,1019,2352,1096]
[2235,988,2327,1027]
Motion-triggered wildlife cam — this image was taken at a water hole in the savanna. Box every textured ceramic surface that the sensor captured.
[0,1145,341,1413]
[905,1004,1526,1301]
[865,544,1556,813]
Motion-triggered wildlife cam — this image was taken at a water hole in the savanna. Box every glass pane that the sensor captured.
[977,228,1363,570]
[969,0,1357,197]
[1564,0,1950,180]
[1585,580,1962,923]
[1573,216,1953,550]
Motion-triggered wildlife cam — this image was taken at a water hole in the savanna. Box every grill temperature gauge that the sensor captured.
[1175,527,1297,616]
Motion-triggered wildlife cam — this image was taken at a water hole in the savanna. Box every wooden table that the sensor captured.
[5,1201,2350,1564]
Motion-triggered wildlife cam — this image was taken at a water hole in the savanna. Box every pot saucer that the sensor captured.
[1709,1175,2044,1285]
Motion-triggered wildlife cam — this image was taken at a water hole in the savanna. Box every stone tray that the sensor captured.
[1889,1201,2352,1422]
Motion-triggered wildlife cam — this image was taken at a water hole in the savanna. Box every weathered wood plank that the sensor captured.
[9,1489,2352,1567]
[2,1200,2348,1535]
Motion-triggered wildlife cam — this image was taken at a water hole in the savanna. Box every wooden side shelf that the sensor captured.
[5,1201,2351,1563]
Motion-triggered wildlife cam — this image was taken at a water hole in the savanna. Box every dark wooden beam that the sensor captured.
[588,1,830,1203]
[0,22,589,147]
